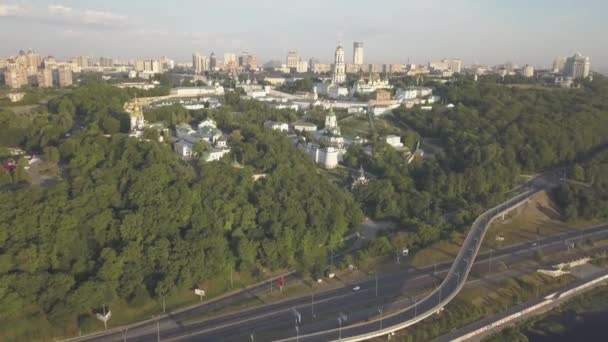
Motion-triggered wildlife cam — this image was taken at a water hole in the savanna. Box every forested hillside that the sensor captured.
[347,76,608,250]
[0,83,361,339]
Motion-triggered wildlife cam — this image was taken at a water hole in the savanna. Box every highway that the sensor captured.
[72,193,608,341]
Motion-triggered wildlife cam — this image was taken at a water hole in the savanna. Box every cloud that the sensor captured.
[0,2,131,29]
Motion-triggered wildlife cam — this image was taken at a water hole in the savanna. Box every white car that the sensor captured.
[352,286,361,291]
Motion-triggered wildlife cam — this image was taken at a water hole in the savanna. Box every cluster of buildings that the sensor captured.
[192,51,258,74]
[470,53,591,87]
[1,49,72,89]
[263,108,418,169]
[123,93,230,163]
[173,119,231,162]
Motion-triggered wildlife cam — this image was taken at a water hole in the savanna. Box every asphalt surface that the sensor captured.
[73,198,608,341]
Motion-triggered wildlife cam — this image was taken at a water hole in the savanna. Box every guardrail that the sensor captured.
[277,189,538,342]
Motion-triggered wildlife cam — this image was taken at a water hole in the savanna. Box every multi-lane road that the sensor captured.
[72,190,608,341]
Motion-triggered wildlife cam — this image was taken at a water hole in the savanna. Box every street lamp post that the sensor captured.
[375,273,378,297]
[311,291,315,318]
[152,316,160,342]
[378,307,383,329]
[295,325,299,342]
[337,313,347,341]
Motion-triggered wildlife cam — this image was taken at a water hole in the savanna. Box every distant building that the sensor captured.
[223,53,237,71]
[521,65,535,78]
[7,92,25,102]
[4,66,27,89]
[368,104,391,116]
[192,52,209,74]
[293,122,318,132]
[37,68,53,88]
[296,60,309,73]
[174,122,229,161]
[134,60,145,72]
[564,53,590,79]
[239,52,257,69]
[313,63,331,73]
[99,57,114,67]
[376,89,392,102]
[552,57,566,73]
[287,50,299,69]
[300,142,340,169]
[315,82,348,98]
[385,135,404,149]
[353,42,364,65]
[57,66,73,87]
[395,88,418,101]
[170,86,224,96]
[346,63,367,74]
[209,52,217,70]
[264,121,289,132]
[332,44,346,84]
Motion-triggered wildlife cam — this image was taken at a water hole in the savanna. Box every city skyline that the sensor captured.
[0,0,606,71]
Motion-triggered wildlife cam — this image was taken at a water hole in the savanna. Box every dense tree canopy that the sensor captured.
[349,76,608,250]
[0,83,362,339]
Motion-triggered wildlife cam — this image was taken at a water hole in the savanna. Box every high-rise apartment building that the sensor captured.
[564,53,590,79]
[15,49,42,69]
[238,52,257,70]
[37,68,53,88]
[4,66,27,89]
[223,53,237,71]
[74,56,90,69]
[160,56,174,70]
[552,57,566,73]
[353,42,364,65]
[286,50,299,69]
[57,66,73,87]
[332,44,346,84]
[296,60,309,73]
[134,60,145,72]
[192,52,209,74]
[99,57,114,67]
[209,52,217,70]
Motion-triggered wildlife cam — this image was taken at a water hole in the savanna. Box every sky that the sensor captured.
[0,0,606,70]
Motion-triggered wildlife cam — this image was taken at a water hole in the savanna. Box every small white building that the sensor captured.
[385,135,404,149]
[395,88,418,101]
[315,83,349,99]
[203,147,231,162]
[369,105,391,116]
[348,106,366,114]
[7,92,25,102]
[198,118,217,129]
[293,122,318,132]
[170,86,224,97]
[174,122,225,159]
[264,121,289,132]
[300,142,341,169]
